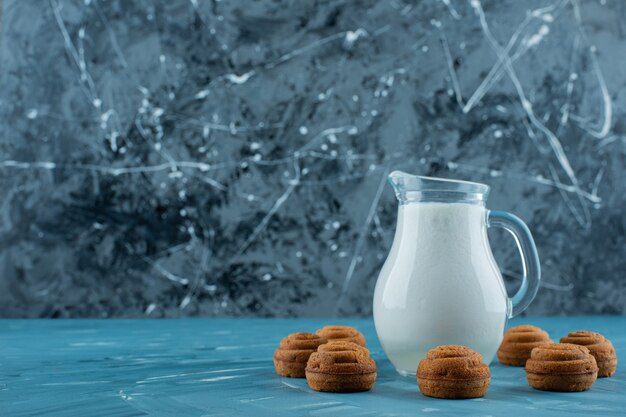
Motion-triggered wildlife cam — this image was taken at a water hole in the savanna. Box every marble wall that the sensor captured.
[1,0,625,318]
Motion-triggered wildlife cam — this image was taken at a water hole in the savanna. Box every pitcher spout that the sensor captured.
[387,170,416,196]
[387,170,490,204]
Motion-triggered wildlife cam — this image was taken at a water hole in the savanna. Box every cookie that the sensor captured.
[417,345,490,399]
[525,343,598,392]
[560,331,617,377]
[305,341,376,392]
[315,325,366,347]
[497,325,552,366]
[274,332,327,377]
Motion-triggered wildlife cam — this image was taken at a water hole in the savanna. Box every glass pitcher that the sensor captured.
[373,171,541,376]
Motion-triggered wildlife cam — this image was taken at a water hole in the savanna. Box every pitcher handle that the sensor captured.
[488,210,541,318]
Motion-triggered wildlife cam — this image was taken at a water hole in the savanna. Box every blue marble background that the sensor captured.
[0,0,624,318]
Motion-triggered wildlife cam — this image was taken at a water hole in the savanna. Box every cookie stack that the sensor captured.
[417,345,490,399]
[497,325,552,366]
[273,332,327,377]
[525,343,598,392]
[273,325,376,392]
[560,331,617,377]
[306,341,377,392]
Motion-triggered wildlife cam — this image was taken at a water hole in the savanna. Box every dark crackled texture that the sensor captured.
[0,0,625,317]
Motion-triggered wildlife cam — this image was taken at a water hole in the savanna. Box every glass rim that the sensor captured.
[388,170,490,204]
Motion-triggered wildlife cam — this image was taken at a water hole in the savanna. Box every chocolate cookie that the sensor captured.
[417,345,490,399]
[305,341,376,392]
[560,331,617,377]
[315,325,366,347]
[525,343,598,392]
[497,325,551,366]
[274,332,327,377]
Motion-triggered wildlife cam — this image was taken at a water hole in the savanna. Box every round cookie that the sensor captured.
[525,343,598,392]
[417,345,490,399]
[497,325,551,366]
[274,332,327,377]
[305,341,376,392]
[560,331,617,377]
[315,325,366,347]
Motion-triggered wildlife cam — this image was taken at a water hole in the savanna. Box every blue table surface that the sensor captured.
[1,316,624,416]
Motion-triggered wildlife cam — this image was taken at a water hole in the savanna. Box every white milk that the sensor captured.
[373,202,508,375]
